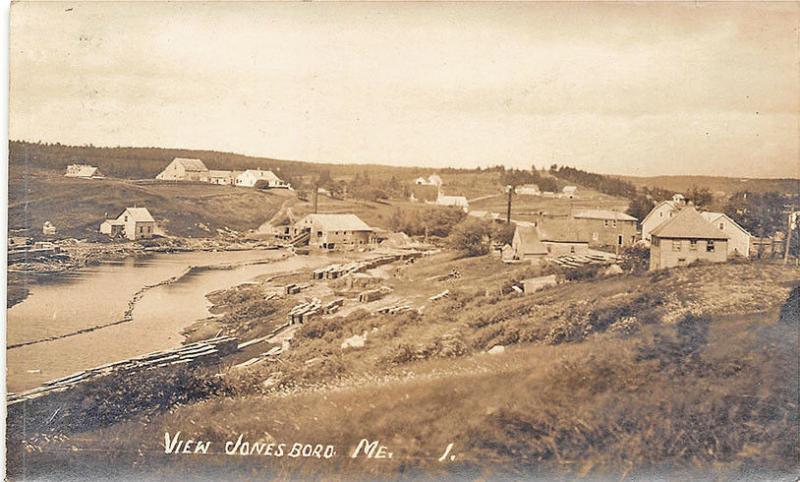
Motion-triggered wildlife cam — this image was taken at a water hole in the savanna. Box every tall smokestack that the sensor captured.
[312,186,319,214]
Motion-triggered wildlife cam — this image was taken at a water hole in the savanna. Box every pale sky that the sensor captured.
[9,2,800,178]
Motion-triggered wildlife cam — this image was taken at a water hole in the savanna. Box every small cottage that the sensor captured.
[100,207,157,241]
[561,186,578,199]
[65,164,104,179]
[509,225,548,264]
[235,169,289,188]
[516,184,540,196]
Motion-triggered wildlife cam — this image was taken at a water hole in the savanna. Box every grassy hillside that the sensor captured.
[10,140,451,183]
[9,259,798,479]
[619,175,799,197]
[8,168,294,238]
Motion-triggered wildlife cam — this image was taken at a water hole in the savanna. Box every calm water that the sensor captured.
[7,249,340,392]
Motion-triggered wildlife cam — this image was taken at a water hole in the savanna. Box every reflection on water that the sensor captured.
[7,249,340,392]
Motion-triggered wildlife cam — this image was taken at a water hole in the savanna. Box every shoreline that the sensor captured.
[6,238,282,308]
[8,249,293,351]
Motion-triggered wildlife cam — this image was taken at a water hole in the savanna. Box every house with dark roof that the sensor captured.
[649,206,729,270]
[293,214,373,249]
[100,207,157,240]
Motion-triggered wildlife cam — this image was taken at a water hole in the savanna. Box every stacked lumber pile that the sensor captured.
[322,298,345,314]
[551,253,619,268]
[288,298,322,324]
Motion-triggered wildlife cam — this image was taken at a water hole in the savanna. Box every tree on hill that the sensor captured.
[626,195,656,222]
[449,219,491,256]
[724,191,792,237]
[687,186,713,208]
[554,165,637,199]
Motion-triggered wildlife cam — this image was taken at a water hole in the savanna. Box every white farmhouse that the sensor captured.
[155,158,209,182]
[516,184,540,196]
[700,212,752,257]
[641,194,686,242]
[561,186,578,199]
[235,169,289,188]
[100,207,157,241]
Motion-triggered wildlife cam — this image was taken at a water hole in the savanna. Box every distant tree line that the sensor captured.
[554,165,638,199]
[497,165,558,192]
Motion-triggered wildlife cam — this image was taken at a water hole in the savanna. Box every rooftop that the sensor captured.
[303,214,372,232]
[650,206,729,240]
[573,209,637,222]
[173,158,208,171]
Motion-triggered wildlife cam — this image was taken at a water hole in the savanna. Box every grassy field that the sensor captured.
[470,186,629,222]
[8,257,798,479]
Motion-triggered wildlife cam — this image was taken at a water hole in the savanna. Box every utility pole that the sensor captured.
[784,207,795,264]
[506,185,513,223]
[312,184,319,214]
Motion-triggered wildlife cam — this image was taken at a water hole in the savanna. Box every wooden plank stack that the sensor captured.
[288,298,322,324]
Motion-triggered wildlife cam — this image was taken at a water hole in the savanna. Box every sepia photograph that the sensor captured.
[5,1,800,479]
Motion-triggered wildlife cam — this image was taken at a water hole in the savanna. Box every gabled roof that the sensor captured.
[66,164,102,177]
[172,158,208,171]
[239,169,281,182]
[650,206,728,239]
[562,186,577,193]
[537,220,589,243]
[514,226,548,255]
[573,209,637,222]
[641,200,680,226]
[700,212,752,237]
[303,214,372,232]
[123,207,156,223]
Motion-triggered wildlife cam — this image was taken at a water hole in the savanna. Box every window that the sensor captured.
[604,219,610,227]
[612,220,617,228]
[672,240,682,252]
[719,222,724,230]
[617,235,624,246]
[707,240,715,252]
[689,240,697,251]
[592,232,599,241]
[570,246,576,254]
